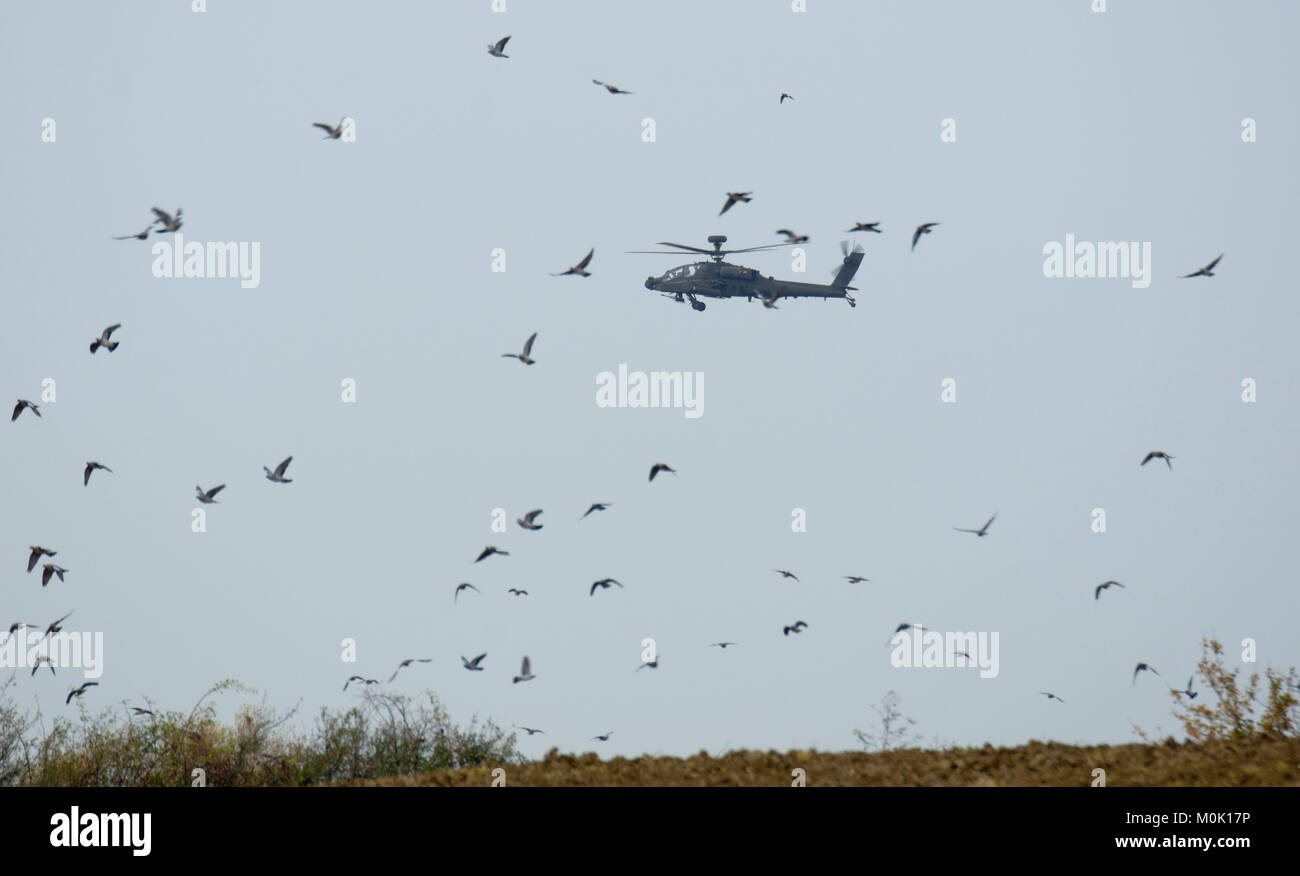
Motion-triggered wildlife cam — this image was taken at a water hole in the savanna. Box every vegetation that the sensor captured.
[1170,637,1299,743]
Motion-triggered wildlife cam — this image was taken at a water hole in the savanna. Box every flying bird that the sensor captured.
[263,456,293,483]
[776,229,809,244]
[31,656,55,677]
[455,582,480,602]
[592,79,633,94]
[1095,580,1125,600]
[761,286,786,309]
[7,622,35,634]
[11,399,40,421]
[1180,254,1222,278]
[1177,677,1198,699]
[66,682,99,704]
[1038,691,1065,704]
[911,222,939,251]
[89,324,121,354]
[580,502,611,519]
[845,576,870,583]
[846,222,881,233]
[709,642,737,649]
[552,248,594,277]
[1133,663,1161,685]
[111,226,152,241]
[773,569,799,581]
[27,546,56,573]
[590,578,623,596]
[1141,451,1173,469]
[648,463,676,482]
[312,117,346,139]
[592,731,614,742]
[954,512,997,537]
[488,35,511,58]
[515,725,545,735]
[461,653,487,671]
[513,655,535,683]
[507,588,528,597]
[84,461,112,486]
[151,207,182,233]
[41,564,68,587]
[195,484,225,504]
[719,192,752,216]
[474,546,508,563]
[42,611,73,640]
[517,509,544,531]
[783,621,809,636]
[129,707,155,717]
[343,676,379,691]
[388,658,433,683]
[779,92,794,103]
[635,658,659,671]
[502,332,538,364]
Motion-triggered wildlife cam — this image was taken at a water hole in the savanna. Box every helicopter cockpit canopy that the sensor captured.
[659,264,701,281]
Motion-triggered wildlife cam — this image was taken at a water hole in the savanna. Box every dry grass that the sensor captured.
[357,736,1300,786]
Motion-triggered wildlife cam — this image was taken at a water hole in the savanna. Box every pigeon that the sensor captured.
[151,207,182,233]
[649,463,676,482]
[592,79,633,94]
[513,656,535,683]
[42,611,73,640]
[592,731,614,742]
[11,400,40,421]
[455,582,480,603]
[502,332,538,364]
[1177,677,1198,699]
[27,546,56,573]
[461,653,487,671]
[507,588,529,597]
[845,576,870,583]
[580,503,611,519]
[553,248,594,277]
[41,564,68,587]
[783,621,809,636]
[66,682,99,705]
[488,35,511,58]
[312,118,346,139]
[719,192,753,216]
[1141,451,1173,469]
[1038,691,1065,704]
[89,324,121,353]
[31,656,55,677]
[515,725,545,736]
[911,222,939,251]
[636,658,659,672]
[475,546,508,563]
[776,229,809,244]
[129,707,155,717]
[954,512,997,537]
[846,222,881,233]
[112,227,152,241]
[7,622,35,634]
[263,457,293,483]
[1133,663,1161,685]
[1180,254,1222,278]
[196,484,225,504]
[388,658,433,683]
[774,569,799,581]
[517,509,544,531]
[343,676,379,691]
[1095,580,1125,600]
[709,642,737,649]
[590,578,623,596]
[84,461,112,486]
[779,93,794,103]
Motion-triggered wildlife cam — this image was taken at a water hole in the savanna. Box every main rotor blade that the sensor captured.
[627,250,704,255]
[655,242,716,253]
[722,243,793,255]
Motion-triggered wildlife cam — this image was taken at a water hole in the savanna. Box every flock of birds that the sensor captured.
[5,28,1233,755]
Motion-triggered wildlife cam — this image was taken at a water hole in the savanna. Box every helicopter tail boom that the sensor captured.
[831,247,865,291]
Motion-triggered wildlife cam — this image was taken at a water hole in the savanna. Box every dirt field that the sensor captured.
[358,736,1300,786]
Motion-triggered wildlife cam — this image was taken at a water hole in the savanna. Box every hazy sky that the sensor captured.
[2,0,1297,761]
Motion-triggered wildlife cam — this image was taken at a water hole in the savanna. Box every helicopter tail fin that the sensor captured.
[831,242,864,290]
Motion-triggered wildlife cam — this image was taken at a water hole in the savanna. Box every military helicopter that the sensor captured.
[630,235,863,311]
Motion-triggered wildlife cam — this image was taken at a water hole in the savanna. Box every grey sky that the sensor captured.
[1,0,1296,760]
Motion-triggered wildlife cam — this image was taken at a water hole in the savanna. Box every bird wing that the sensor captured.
[472,653,486,666]
[911,227,923,249]
[1140,452,1155,465]
[719,197,735,216]
[151,207,173,225]
[982,512,997,531]
[208,484,226,498]
[576,248,594,270]
[953,527,978,534]
[103,324,121,339]
[520,656,530,675]
[522,332,537,356]
[1203,254,1222,272]
[312,123,335,133]
[496,36,511,51]
[275,457,293,477]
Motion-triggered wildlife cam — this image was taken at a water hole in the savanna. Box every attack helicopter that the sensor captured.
[630,235,863,311]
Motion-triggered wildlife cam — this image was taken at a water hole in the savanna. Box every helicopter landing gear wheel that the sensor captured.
[691,300,706,311]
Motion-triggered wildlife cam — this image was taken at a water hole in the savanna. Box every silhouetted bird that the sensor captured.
[710,642,737,649]
[66,682,98,704]
[507,588,528,597]
[592,79,633,94]
[911,222,939,250]
[1141,451,1173,469]
[312,118,346,139]
[89,324,121,353]
[461,653,487,671]
[590,578,623,596]
[649,463,676,482]
[488,35,511,58]
[263,456,293,483]
[475,546,508,563]
[11,399,40,421]
[846,222,881,233]
[151,207,182,232]
[1176,676,1198,699]
[779,93,794,103]
[42,611,73,640]
[1095,580,1125,600]
[954,512,997,537]
[553,248,594,277]
[581,502,611,519]
[517,509,544,531]
[112,226,152,241]
[513,656,535,683]
[455,582,480,602]
[502,332,538,364]
[343,676,379,691]
[719,192,752,216]
[776,229,809,244]
[1038,691,1065,703]
[27,546,56,573]
[84,461,112,486]
[31,656,55,676]
[1180,254,1222,278]
[1133,663,1161,685]
[592,731,614,742]
[516,725,545,735]
[845,576,870,583]
[195,484,225,504]
[388,658,433,683]
[130,707,155,717]
[783,620,808,636]
[774,569,799,581]
[41,564,68,587]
